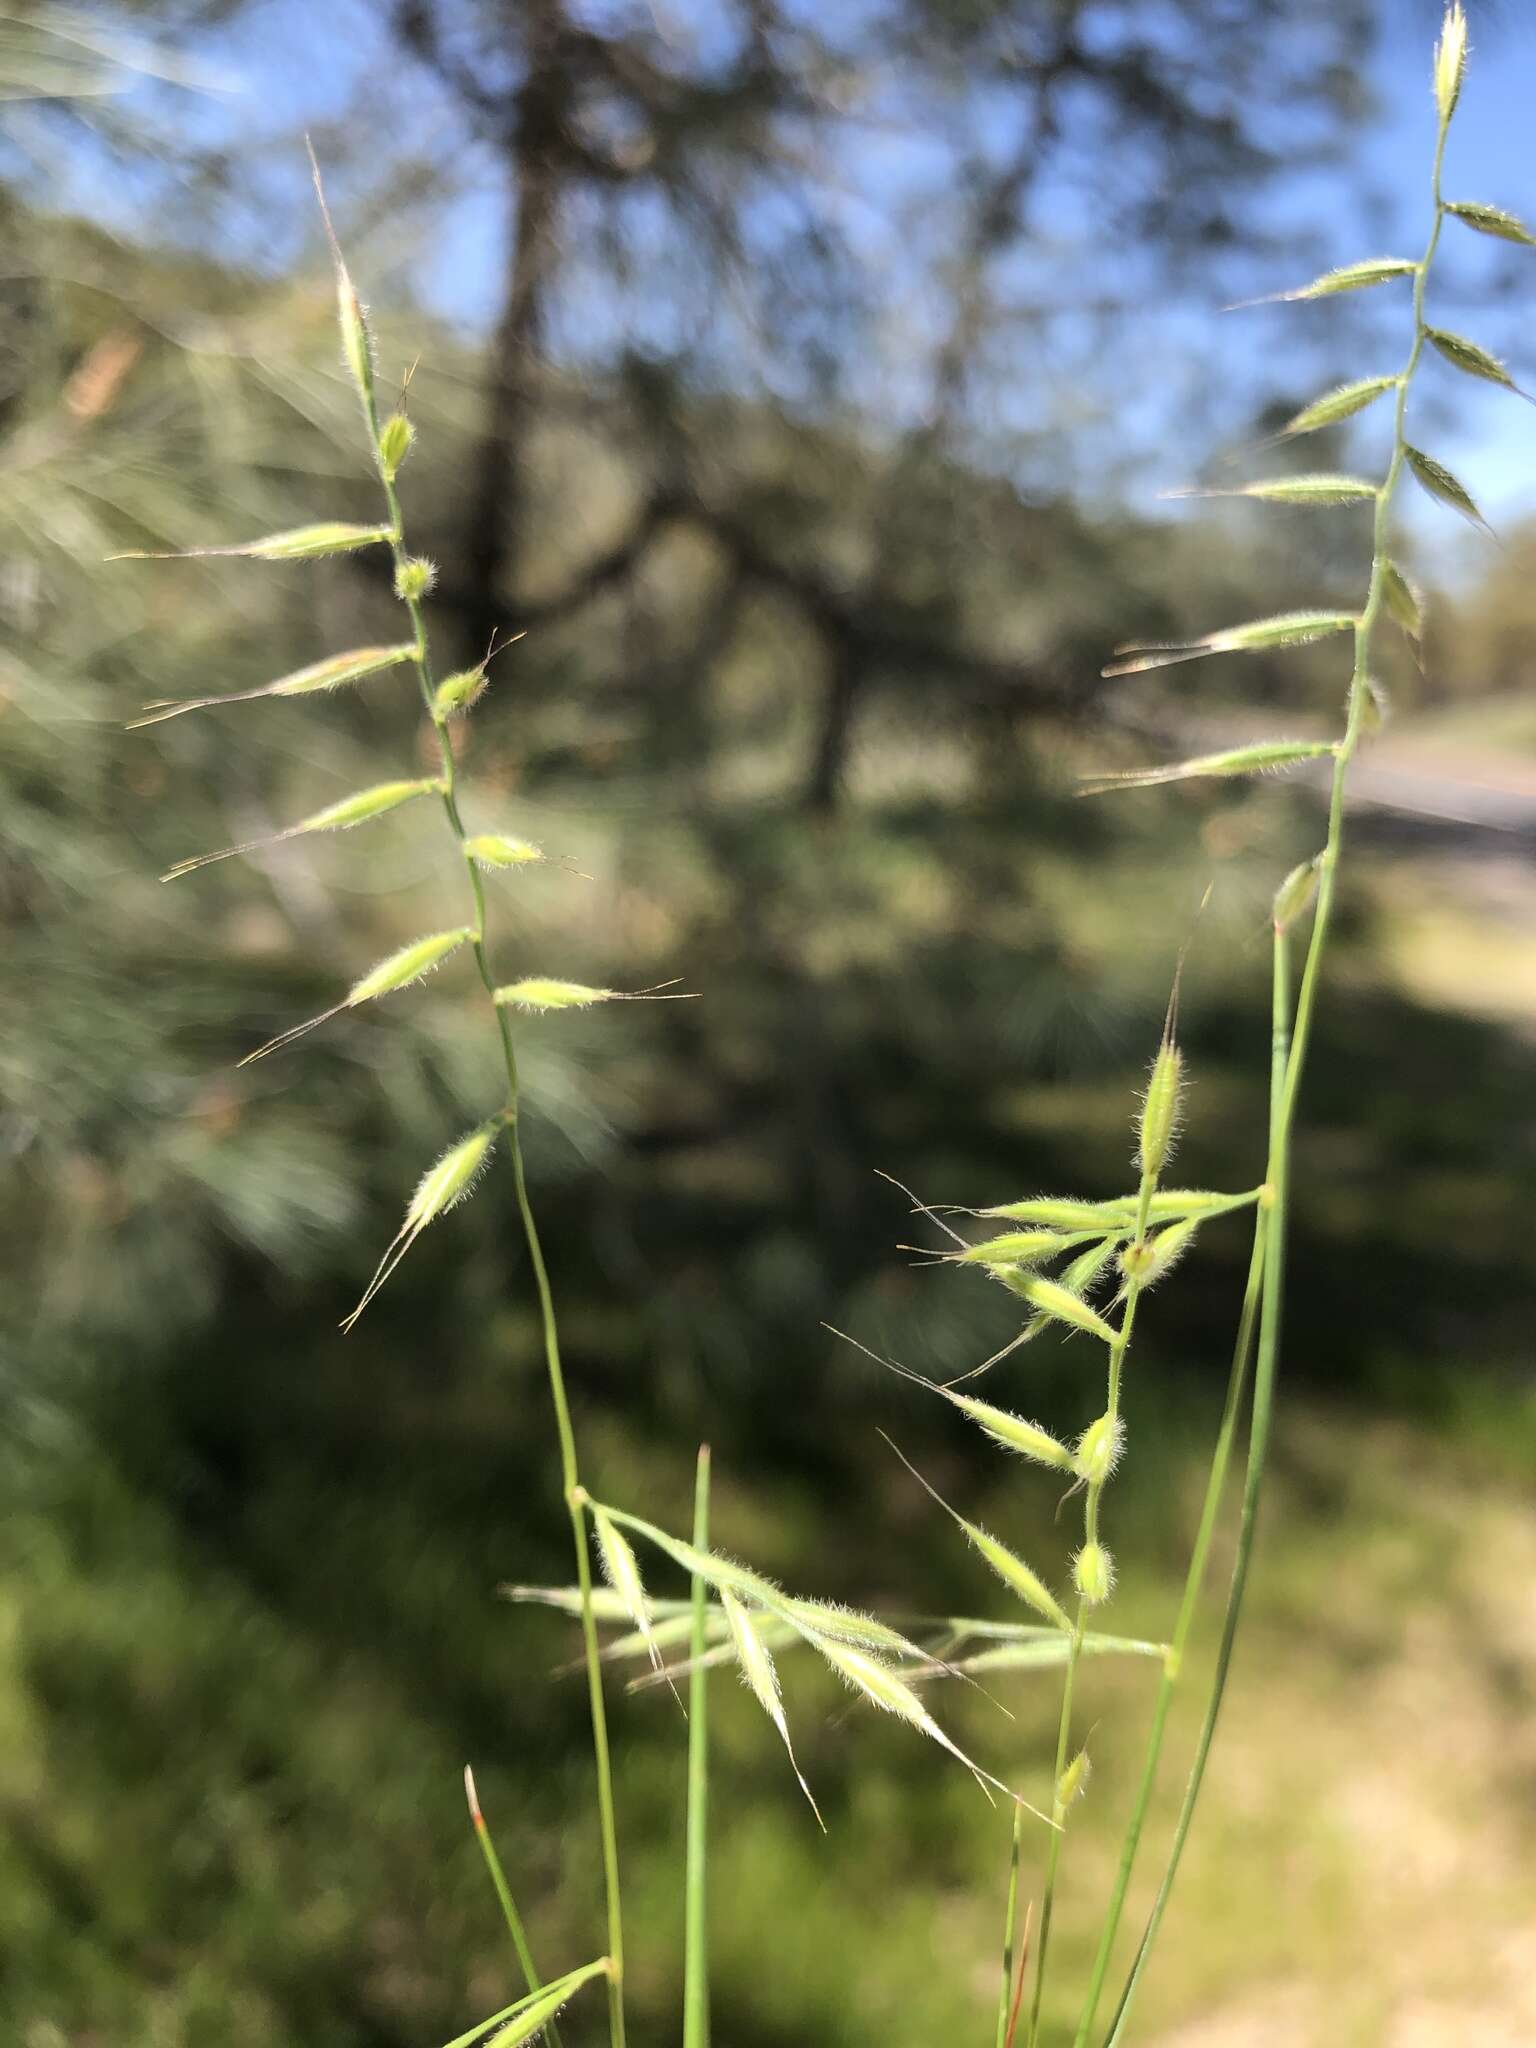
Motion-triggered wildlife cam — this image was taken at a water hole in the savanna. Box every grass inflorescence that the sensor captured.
[122,15,1518,2044]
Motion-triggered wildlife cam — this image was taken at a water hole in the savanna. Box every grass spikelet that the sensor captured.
[434,665,491,718]
[1137,1039,1184,1181]
[1272,857,1322,934]
[1424,326,1526,396]
[942,1393,1073,1471]
[1102,609,1355,678]
[1444,199,1536,246]
[1072,1543,1115,1607]
[952,1229,1084,1268]
[1079,740,1336,796]
[976,1188,1257,1229]
[973,1197,1124,1230]
[588,1502,786,1612]
[160,778,441,880]
[395,555,437,601]
[1118,1216,1198,1290]
[1279,375,1400,437]
[498,1585,683,1625]
[720,1587,823,1827]
[1404,444,1489,531]
[1381,559,1424,644]
[590,1506,667,1690]
[1057,1745,1093,1810]
[111,520,395,562]
[775,1599,922,1657]
[347,927,473,1004]
[1073,1413,1125,1487]
[341,1124,496,1332]
[494,978,695,1012]
[378,411,414,478]
[1435,1,1468,125]
[465,834,549,870]
[804,1633,1046,1816]
[879,1434,1070,1629]
[1163,474,1378,505]
[1227,256,1418,308]
[238,927,472,1065]
[127,643,418,727]
[1002,1274,1118,1345]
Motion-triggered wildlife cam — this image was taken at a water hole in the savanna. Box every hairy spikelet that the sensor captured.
[1072,1543,1115,1607]
[128,644,417,727]
[720,1588,823,1825]
[591,1506,664,1681]
[342,1125,496,1333]
[162,778,440,880]
[880,1435,1069,1629]
[238,927,472,1065]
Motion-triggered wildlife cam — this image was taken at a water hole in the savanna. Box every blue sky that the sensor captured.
[38,1,1536,541]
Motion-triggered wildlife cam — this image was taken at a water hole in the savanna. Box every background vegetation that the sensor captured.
[2,3,1533,2043]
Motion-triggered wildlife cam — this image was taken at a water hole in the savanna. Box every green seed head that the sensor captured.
[946,1390,1073,1471]
[378,410,415,480]
[1137,1042,1184,1180]
[434,664,490,720]
[405,1126,495,1232]
[465,833,546,870]
[335,267,375,408]
[1435,4,1468,127]
[394,555,436,602]
[955,1228,1073,1268]
[1119,1216,1198,1290]
[1273,856,1322,935]
[1057,1743,1093,1809]
[1074,1413,1125,1487]
[1073,1541,1115,1607]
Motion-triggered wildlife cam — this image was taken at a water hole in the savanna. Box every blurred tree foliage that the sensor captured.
[2,3,1533,2042]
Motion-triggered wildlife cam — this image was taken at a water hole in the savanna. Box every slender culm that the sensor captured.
[313,181,630,2047]
[1087,11,1523,2039]
[682,1445,712,2048]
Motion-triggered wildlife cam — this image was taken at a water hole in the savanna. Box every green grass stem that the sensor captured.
[464,1765,561,2048]
[1096,109,1453,2045]
[683,1446,712,2048]
[325,194,629,2048]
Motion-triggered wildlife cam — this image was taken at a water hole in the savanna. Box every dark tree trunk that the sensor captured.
[459,0,568,665]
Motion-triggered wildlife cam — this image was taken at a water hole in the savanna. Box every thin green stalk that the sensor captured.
[994,1806,1024,2048]
[1069,1210,1267,2045]
[683,1445,712,2048]
[1073,950,1284,2042]
[465,1764,563,2048]
[330,230,628,2048]
[1099,119,1451,2043]
[1026,1172,1156,2048]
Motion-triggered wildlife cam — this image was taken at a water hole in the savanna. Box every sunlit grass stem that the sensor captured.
[994,1806,1024,2048]
[1097,103,1453,2047]
[464,1764,562,2048]
[683,1446,711,2048]
[1025,1169,1157,2048]
[328,195,629,2048]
